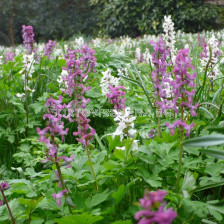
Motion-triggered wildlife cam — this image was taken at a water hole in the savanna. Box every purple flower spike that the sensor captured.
[22,25,35,54]
[135,190,177,224]
[106,85,126,110]
[5,52,14,62]
[44,40,57,59]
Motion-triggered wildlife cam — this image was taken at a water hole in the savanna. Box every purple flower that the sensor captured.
[22,25,35,54]
[135,190,177,224]
[52,189,69,206]
[5,52,14,62]
[148,129,156,138]
[166,120,195,138]
[73,113,95,146]
[52,191,63,206]
[44,40,57,59]
[0,182,10,191]
[150,38,173,115]
[106,85,126,110]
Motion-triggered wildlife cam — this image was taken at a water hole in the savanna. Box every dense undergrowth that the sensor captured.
[1,17,224,224]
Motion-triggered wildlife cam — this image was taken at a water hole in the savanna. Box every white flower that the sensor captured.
[75,37,85,48]
[117,67,129,77]
[143,48,152,65]
[113,107,136,141]
[16,93,25,98]
[57,69,68,91]
[200,34,221,79]
[20,53,35,79]
[162,15,176,62]
[92,38,101,48]
[0,56,3,65]
[135,47,141,62]
[24,86,35,96]
[100,68,120,95]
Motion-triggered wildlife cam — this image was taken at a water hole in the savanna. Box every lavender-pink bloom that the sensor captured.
[22,25,35,54]
[5,52,14,62]
[44,40,56,59]
[0,182,10,191]
[106,85,126,110]
[135,190,177,224]
[52,191,64,206]
[150,38,173,115]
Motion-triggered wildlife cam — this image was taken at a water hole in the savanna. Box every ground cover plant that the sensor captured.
[1,16,224,224]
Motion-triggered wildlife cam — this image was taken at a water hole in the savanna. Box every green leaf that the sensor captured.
[112,185,126,205]
[199,148,224,160]
[107,135,122,153]
[30,102,44,114]
[85,189,110,208]
[183,135,224,147]
[181,172,196,198]
[54,213,103,224]
[144,176,162,188]
[194,180,224,192]
[112,220,132,224]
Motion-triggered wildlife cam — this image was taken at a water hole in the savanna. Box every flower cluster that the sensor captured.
[113,107,136,141]
[162,15,176,63]
[166,48,198,137]
[62,44,96,97]
[22,25,35,54]
[62,45,96,147]
[5,52,14,62]
[150,38,173,114]
[100,69,120,95]
[37,95,74,206]
[74,37,85,48]
[143,48,152,65]
[19,53,36,97]
[200,34,221,79]
[44,40,57,59]
[73,112,95,146]
[107,85,126,111]
[135,190,177,224]
[135,47,143,63]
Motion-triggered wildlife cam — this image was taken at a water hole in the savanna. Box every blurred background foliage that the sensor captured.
[0,0,224,46]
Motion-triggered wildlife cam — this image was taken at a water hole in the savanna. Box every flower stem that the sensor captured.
[54,155,73,214]
[85,144,99,191]
[175,92,184,192]
[0,189,15,224]
[24,71,29,138]
[157,90,161,138]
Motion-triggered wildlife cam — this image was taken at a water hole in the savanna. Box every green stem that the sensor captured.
[85,144,99,191]
[157,90,161,137]
[24,71,29,138]
[175,92,184,192]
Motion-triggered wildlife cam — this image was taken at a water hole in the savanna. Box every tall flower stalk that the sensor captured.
[0,182,15,224]
[162,15,176,64]
[150,38,172,137]
[21,26,37,137]
[62,45,98,190]
[165,49,198,192]
[37,96,74,211]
